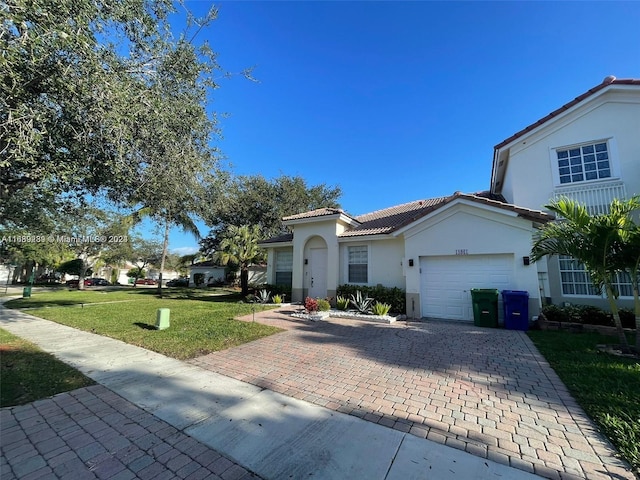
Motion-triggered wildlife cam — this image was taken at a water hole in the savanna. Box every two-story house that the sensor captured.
[259,76,639,320]
[491,76,640,310]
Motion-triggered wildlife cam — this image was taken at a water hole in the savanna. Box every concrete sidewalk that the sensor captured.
[0,303,543,480]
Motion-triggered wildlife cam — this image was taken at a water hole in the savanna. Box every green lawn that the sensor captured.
[1,328,95,407]
[528,330,640,474]
[4,288,282,360]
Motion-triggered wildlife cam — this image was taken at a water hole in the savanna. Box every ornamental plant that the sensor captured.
[255,289,271,304]
[371,302,391,316]
[317,298,331,311]
[350,290,374,314]
[304,297,318,313]
[272,294,283,304]
[336,296,349,311]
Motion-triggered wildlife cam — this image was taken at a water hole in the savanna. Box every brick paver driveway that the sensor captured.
[190,308,634,480]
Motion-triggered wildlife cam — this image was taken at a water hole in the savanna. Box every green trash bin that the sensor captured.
[22,287,32,298]
[471,289,499,328]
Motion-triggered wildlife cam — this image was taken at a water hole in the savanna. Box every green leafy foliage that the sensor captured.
[201,175,342,241]
[259,284,292,298]
[371,302,392,316]
[338,284,405,313]
[272,294,283,304]
[316,298,330,312]
[542,304,636,329]
[215,225,264,296]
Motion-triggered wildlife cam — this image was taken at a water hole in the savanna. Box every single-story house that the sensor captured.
[188,261,267,287]
[259,191,552,322]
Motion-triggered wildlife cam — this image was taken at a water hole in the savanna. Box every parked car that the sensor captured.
[89,278,110,286]
[167,278,189,287]
[65,279,91,287]
[135,278,157,285]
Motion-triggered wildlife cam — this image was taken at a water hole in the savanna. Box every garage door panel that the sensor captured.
[421,255,513,321]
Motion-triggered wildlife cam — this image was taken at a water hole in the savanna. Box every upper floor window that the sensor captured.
[557,142,611,185]
[348,246,368,283]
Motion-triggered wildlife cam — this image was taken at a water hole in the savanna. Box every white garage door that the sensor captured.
[420,254,514,321]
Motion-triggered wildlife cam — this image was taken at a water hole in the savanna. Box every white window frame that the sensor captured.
[558,255,633,298]
[274,250,293,286]
[347,245,368,284]
[549,138,620,187]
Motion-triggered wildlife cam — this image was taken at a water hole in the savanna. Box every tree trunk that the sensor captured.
[605,283,629,348]
[241,266,249,296]
[633,282,640,351]
[78,259,88,290]
[157,219,170,298]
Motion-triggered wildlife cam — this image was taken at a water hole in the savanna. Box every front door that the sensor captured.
[308,248,328,299]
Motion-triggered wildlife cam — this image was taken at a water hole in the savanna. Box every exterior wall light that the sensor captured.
[408,259,414,267]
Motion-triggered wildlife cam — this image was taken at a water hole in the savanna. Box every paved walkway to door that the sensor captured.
[190,307,634,480]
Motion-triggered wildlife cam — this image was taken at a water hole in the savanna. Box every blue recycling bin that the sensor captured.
[501,290,529,331]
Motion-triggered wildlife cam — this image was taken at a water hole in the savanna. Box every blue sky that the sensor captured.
[161,1,640,255]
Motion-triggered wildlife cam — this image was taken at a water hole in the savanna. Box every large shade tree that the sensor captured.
[202,174,342,240]
[200,174,342,258]
[531,197,640,350]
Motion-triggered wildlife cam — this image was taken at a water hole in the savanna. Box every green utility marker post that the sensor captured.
[156,308,170,330]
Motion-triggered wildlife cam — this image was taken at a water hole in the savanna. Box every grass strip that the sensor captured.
[6,289,282,360]
[0,328,95,407]
[528,330,639,473]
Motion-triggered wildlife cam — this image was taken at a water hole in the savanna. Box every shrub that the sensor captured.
[577,305,613,326]
[336,296,349,311]
[316,298,330,311]
[272,294,283,304]
[304,297,318,313]
[371,302,391,316]
[349,290,374,314]
[337,284,405,313]
[541,305,570,323]
[260,283,292,298]
[619,308,635,329]
[542,304,635,328]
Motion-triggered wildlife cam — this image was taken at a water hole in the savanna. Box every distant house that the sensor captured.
[260,76,640,320]
[189,261,226,286]
[188,261,267,287]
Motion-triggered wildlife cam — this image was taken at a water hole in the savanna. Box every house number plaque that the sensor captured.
[455,249,468,255]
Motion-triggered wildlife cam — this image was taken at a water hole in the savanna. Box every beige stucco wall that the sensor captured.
[402,202,541,318]
[501,94,640,210]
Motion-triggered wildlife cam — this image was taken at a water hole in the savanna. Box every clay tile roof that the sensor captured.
[340,191,552,237]
[494,77,640,150]
[261,192,552,244]
[283,207,349,221]
[258,233,293,245]
[341,196,449,237]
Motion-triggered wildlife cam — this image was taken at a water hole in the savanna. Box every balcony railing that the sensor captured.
[553,180,627,215]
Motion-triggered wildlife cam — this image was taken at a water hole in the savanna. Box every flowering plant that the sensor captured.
[304,296,318,313]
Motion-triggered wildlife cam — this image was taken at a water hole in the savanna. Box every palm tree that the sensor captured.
[610,197,640,350]
[215,225,264,296]
[531,197,633,349]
